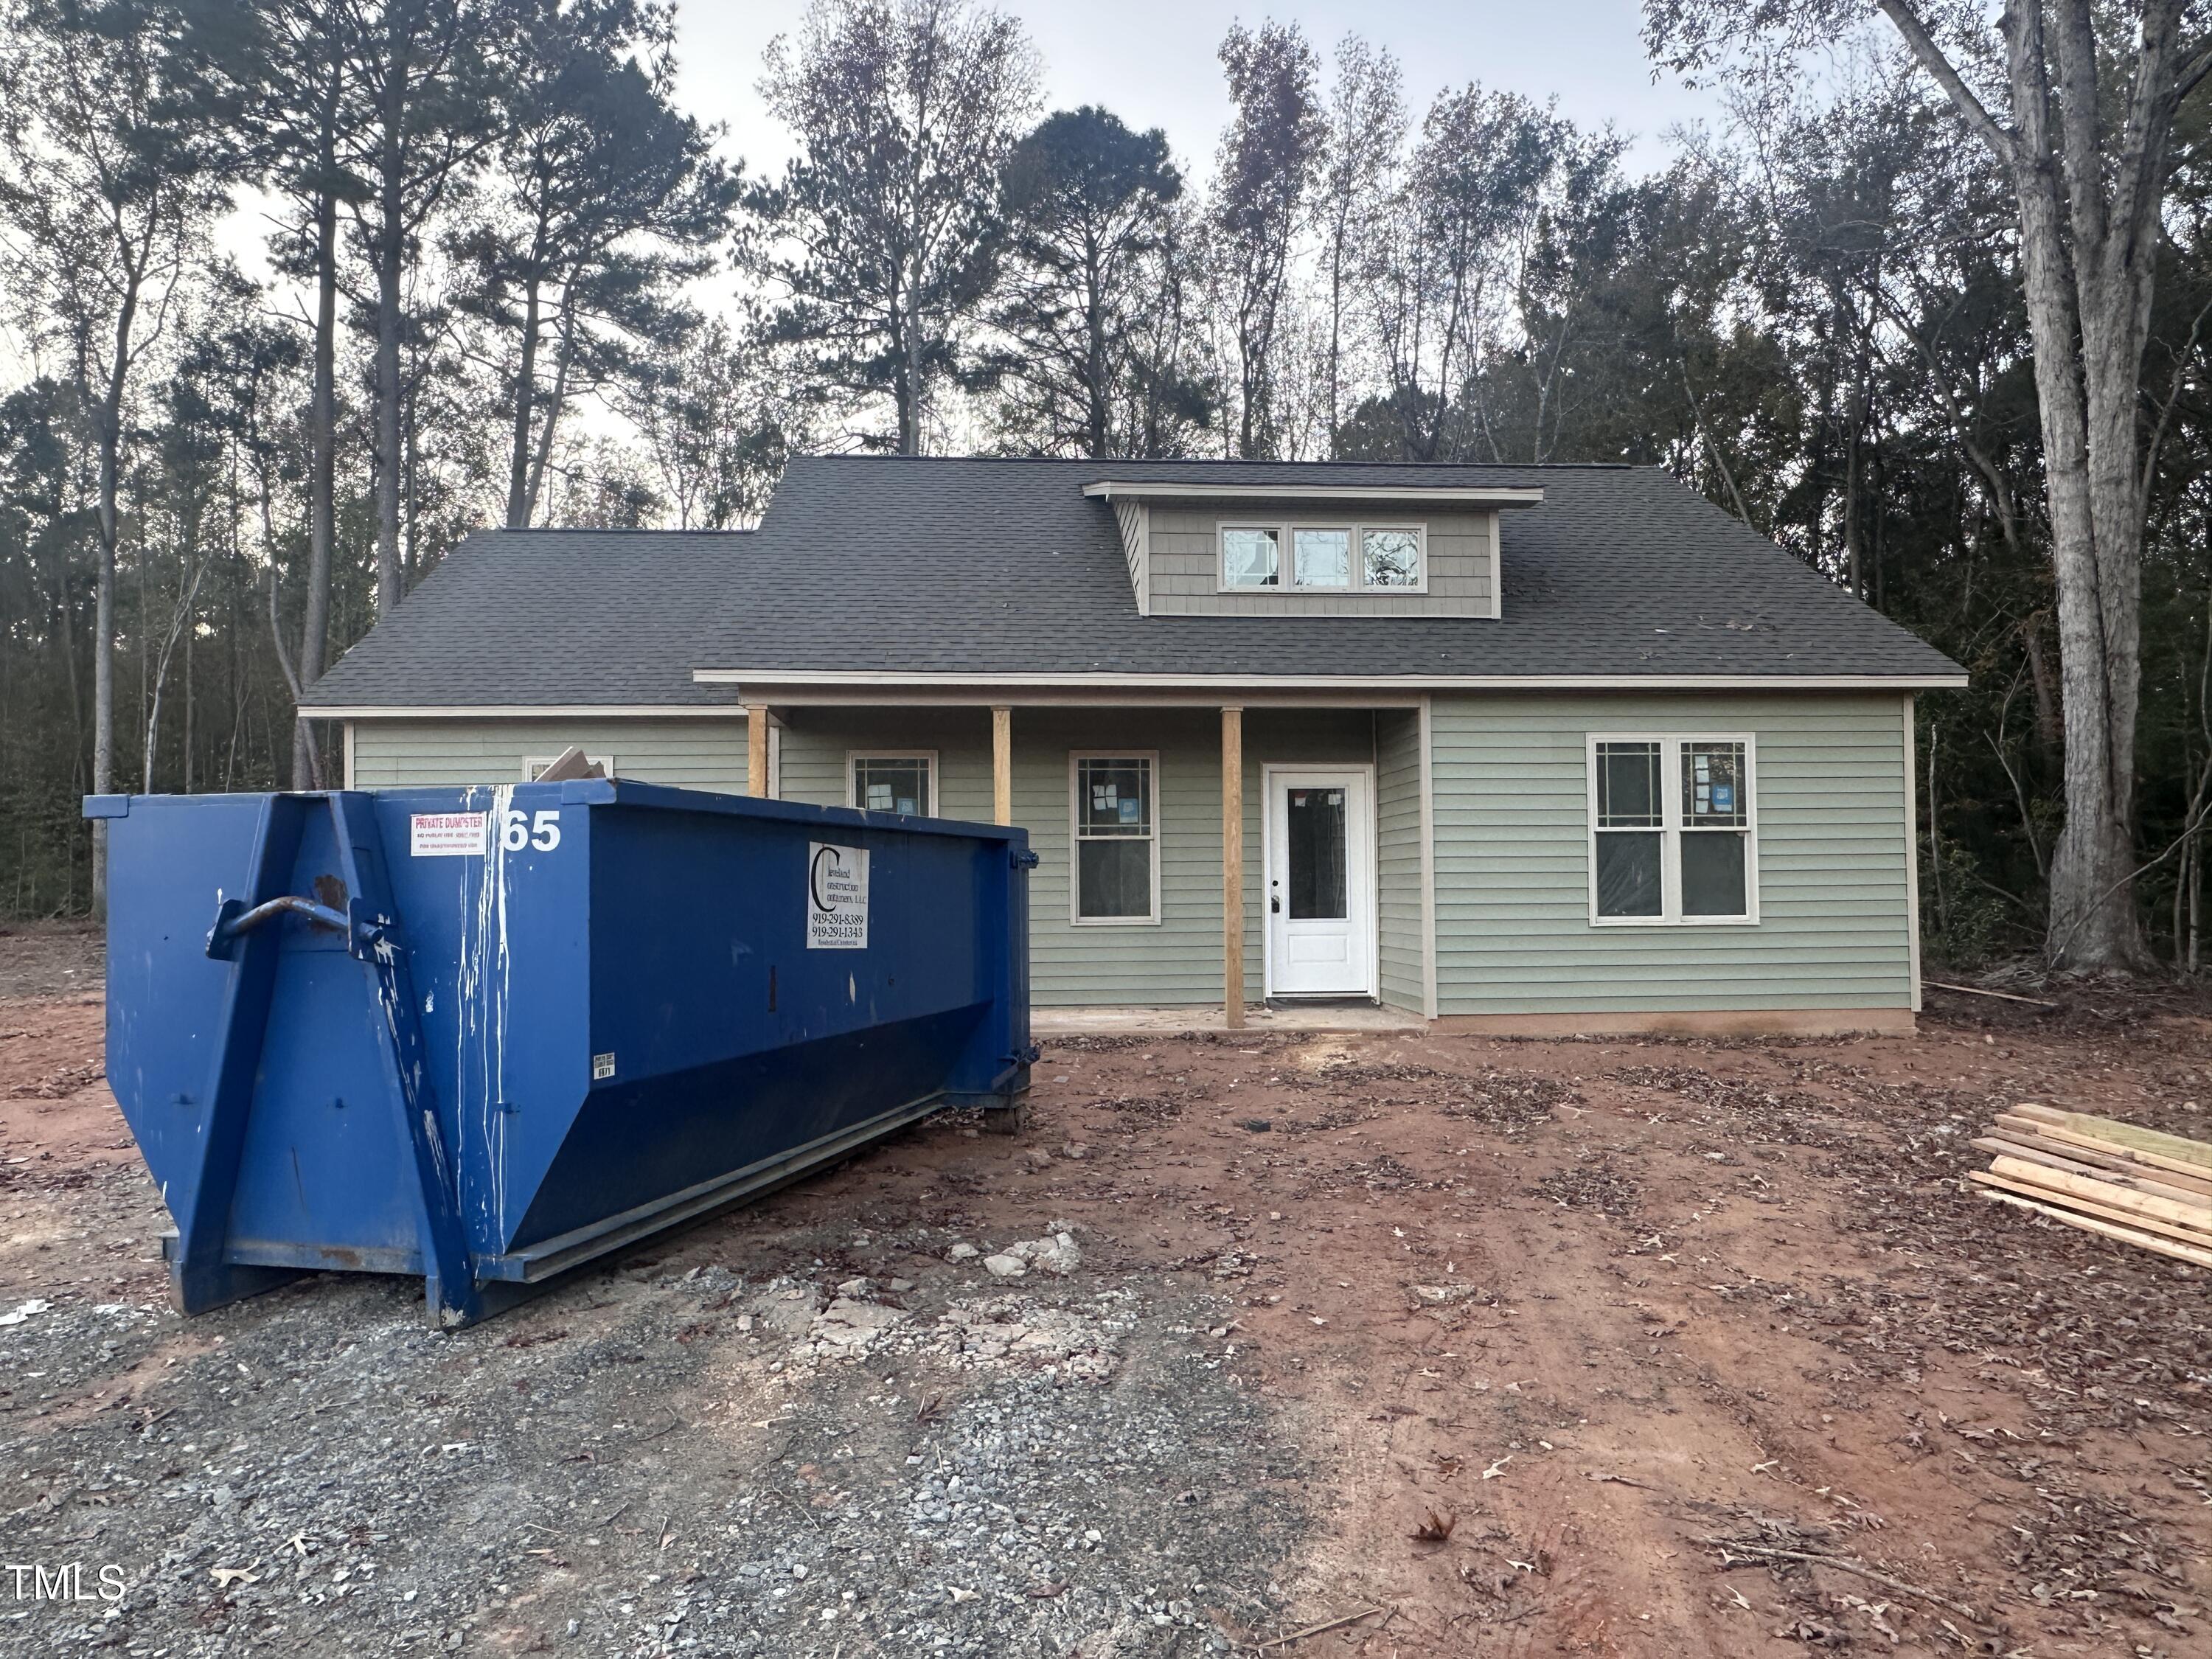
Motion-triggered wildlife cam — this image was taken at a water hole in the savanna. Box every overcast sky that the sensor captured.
[1,4,1721,404]
[674,1,1722,182]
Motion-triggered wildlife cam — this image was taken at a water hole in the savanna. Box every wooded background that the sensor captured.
[1,0,2208,974]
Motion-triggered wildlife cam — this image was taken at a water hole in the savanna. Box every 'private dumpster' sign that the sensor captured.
[410,812,488,857]
[807,843,869,949]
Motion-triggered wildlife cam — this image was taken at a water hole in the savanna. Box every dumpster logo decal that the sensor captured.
[409,811,488,857]
[807,842,869,949]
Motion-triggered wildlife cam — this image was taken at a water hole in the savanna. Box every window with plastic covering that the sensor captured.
[1070,754,1158,922]
[1588,736,1756,924]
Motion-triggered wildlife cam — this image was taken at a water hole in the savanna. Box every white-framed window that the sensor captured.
[1218,522,1427,592]
[849,751,936,815]
[522,753,614,780]
[1069,751,1159,924]
[1587,734,1758,925]
[1221,525,1281,588]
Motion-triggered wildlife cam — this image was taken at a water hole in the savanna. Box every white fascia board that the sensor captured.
[303,703,746,720]
[1082,481,1545,507]
[693,669,1969,695]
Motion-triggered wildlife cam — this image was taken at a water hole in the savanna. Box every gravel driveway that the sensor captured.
[7,939,2212,1656]
[3,1139,1307,1658]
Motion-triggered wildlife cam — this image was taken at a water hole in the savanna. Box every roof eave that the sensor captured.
[1082,481,1545,507]
[691,669,1968,704]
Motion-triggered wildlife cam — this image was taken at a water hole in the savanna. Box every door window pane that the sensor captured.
[1362,528,1422,587]
[853,756,931,815]
[1596,742,1662,827]
[1077,839,1152,918]
[1680,832,1747,916]
[1222,526,1280,588]
[1286,786,1348,919]
[1293,528,1351,587]
[1595,831,1663,917]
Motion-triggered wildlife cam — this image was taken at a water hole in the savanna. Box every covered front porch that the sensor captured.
[737,693,1434,1024]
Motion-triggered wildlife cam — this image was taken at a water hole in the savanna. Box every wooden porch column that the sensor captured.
[992,706,1012,825]
[746,706,771,798]
[1222,706,1245,1029]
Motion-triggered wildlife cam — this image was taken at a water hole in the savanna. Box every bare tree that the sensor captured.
[1646,0,2212,969]
[1315,36,1404,454]
[1363,83,1557,462]
[181,0,355,785]
[1212,18,1325,459]
[621,314,795,529]
[0,0,226,912]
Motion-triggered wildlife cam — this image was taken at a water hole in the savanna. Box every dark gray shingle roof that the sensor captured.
[305,529,752,707]
[303,456,1961,709]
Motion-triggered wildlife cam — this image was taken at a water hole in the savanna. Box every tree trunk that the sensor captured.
[293,97,340,787]
[182,590,193,793]
[88,266,139,919]
[1084,225,1109,457]
[299,159,341,783]
[1995,0,2154,970]
[372,19,408,614]
[521,288,576,520]
[505,273,543,527]
[1877,0,2177,970]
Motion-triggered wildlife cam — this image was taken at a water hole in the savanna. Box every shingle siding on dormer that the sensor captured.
[1113,498,1150,612]
[1144,501,1497,616]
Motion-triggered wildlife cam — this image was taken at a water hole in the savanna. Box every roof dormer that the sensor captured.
[1083,479,1542,619]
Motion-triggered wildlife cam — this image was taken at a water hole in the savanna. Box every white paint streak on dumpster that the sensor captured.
[454,785,515,1245]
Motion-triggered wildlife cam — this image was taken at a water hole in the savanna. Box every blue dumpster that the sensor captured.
[85,782,1034,1326]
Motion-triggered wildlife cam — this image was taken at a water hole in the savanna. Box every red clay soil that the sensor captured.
[4,962,2211,1655]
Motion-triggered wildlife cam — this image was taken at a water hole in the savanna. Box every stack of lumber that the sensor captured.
[1969,1103,2212,1267]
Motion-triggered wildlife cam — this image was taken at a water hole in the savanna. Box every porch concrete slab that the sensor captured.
[1033,1004,1425,1036]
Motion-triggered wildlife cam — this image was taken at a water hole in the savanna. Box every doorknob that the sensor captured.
[1270,895,1280,914]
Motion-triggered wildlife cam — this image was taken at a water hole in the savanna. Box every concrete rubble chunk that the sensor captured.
[751,1279,823,1335]
[1407,1283,1479,1307]
[1006,1234,1082,1276]
[812,1296,905,1353]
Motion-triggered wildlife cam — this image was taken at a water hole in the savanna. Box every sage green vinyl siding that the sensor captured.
[1375,709,1425,1014]
[1430,693,1913,1014]
[1144,502,1495,616]
[777,706,1377,1007]
[774,709,995,819]
[347,717,749,790]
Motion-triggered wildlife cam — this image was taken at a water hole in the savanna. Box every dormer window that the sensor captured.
[1222,526,1281,587]
[1363,528,1422,587]
[1218,521,1427,593]
[1294,528,1350,586]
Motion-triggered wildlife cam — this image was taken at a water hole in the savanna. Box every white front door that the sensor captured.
[1265,768,1375,998]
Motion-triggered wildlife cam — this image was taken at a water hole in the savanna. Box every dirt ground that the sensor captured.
[4,928,2211,1657]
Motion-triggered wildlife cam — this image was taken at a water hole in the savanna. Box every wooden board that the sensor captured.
[2016,1118,2212,1189]
[1978,1127,2212,1205]
[1977,1187,2212,1270]
[1985,1155,2212,1231]
[2011,1104,2212,1177]
[1992,1110,2212,1179]
[1969,1169,2212,1251]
